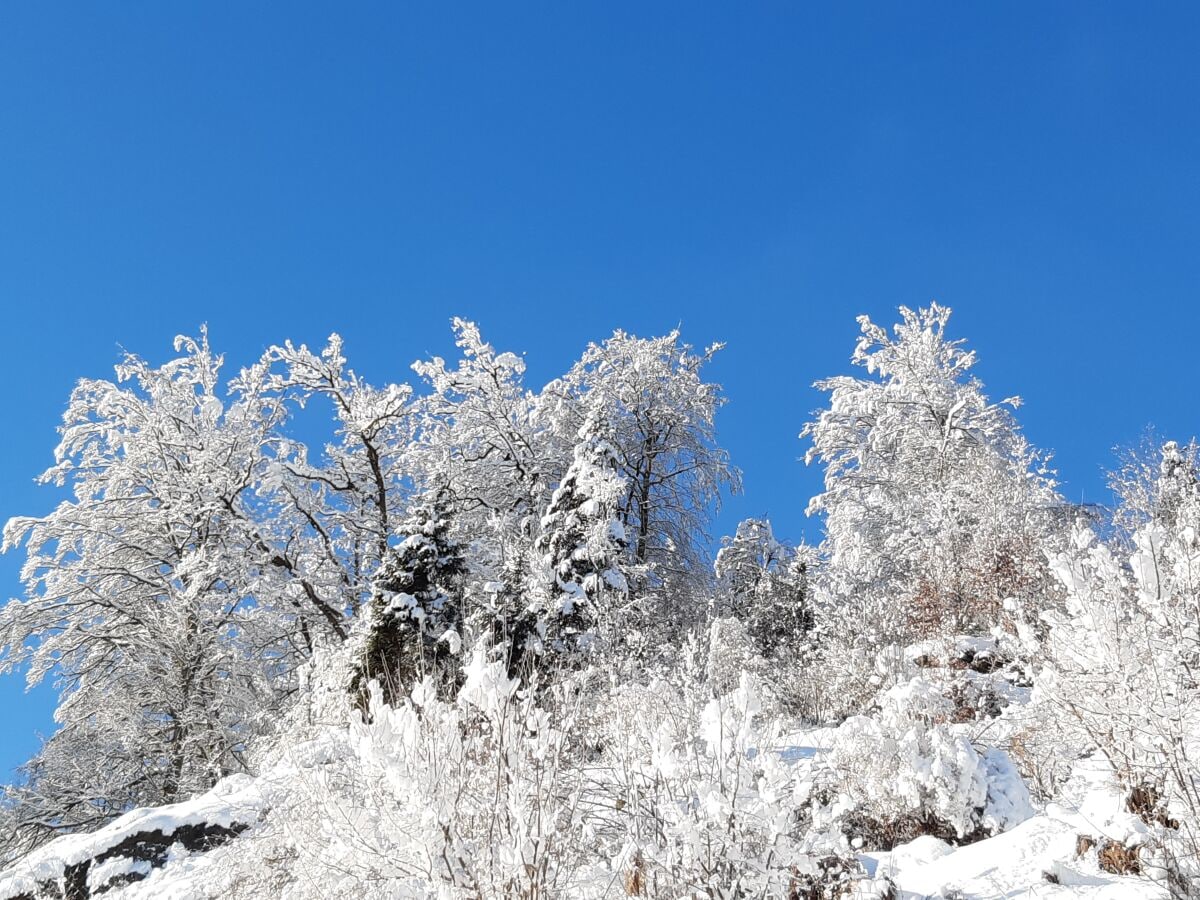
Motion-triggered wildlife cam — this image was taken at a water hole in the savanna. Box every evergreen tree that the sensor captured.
[715,518,814,661]
[352,494,467,705]
[534,425,629,661]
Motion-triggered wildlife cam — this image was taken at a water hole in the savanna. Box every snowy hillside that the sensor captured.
[2,307,1197,897]
[0,705,1165,899]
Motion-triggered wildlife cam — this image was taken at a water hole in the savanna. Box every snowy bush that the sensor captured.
[1042,515,1200,897]
[802,676,1033,854]
[221,650,585,899]
[581,664,806,898]
[214,640,831,900]
[705,615,766,697]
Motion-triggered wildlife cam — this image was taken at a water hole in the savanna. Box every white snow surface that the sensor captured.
[0,730,1167,899]
[0,774,265,900]
[865,755,1166,899]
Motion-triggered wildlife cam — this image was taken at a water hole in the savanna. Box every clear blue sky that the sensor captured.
[2,3,1198,784]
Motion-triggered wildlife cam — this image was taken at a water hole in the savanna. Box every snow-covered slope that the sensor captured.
[866,756,1166,898]
[0,730,1165,900]
[0,775,265,900]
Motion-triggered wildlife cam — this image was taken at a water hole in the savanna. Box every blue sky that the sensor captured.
[2,3,1199,783]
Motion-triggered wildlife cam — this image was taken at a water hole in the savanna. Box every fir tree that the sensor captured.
[715,518,814,661]
[352,494,467,705]
[534,425,629,661]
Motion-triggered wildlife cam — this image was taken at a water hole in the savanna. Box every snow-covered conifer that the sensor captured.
[352,494,467,704]
[715,517,814,661]
[533,422,629,660]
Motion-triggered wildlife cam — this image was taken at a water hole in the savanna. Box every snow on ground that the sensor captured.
[864,755,1166,899]
[0,774,266,900]
[0,728,1169,899]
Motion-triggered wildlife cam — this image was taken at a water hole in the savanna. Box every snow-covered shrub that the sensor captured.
[225,650,584,899]
[706,615,767,698]
[802,676,1033,854]
[1042,516,1200,897]
[1002,705,1083,804]
[213,639,833,899]
[788,856,896,900]
[904,634,1033,726]
[582,663,806,898]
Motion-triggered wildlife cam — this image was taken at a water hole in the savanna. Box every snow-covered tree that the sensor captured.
[351,494,467,705]
[802,305,1063,707]
[1041,441,1200,895]
[532,423,629,661]
[0,331,319,844]
[255,334,415,618]
[715,517,814,661]
[410,318,558,523]
[543,329,740,638]
[1110,437,1200,541]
